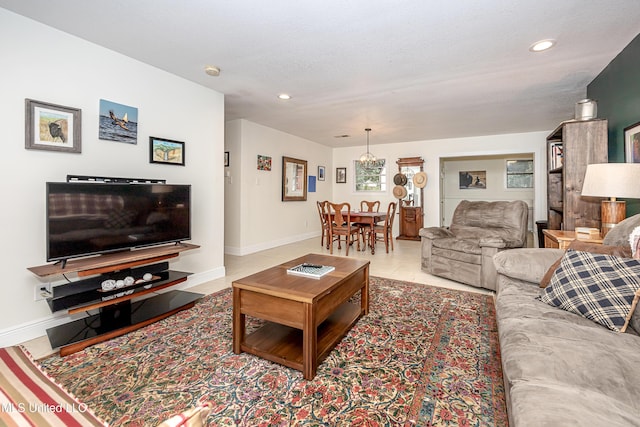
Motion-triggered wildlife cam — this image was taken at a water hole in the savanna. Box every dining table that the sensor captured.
[342,211,387,254]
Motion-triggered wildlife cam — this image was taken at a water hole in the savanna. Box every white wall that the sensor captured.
[332,131,549,235]
[225,119,333,255]
[0,9,225,344]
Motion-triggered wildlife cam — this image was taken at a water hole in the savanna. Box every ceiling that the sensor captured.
[2,1,640,147]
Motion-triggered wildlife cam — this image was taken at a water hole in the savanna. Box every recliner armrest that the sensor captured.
[479,237,523,248]
[419,227,454,240]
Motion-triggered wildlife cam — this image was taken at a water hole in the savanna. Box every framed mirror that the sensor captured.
[282,156,308,201]
[397,157,425,240]
[397,157,424,208]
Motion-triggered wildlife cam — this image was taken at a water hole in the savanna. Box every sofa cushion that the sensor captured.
[494,248,565,285]
[448,200,528,244]
[508,373,640,427]
[603,213,640,247]
[539,241,632,288]
[432,247,481,265]
[432,237,481,255]
[538,249,640,332]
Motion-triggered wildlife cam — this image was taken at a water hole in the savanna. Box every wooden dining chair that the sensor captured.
[316,200,330,249]
[360,200,380,213]
[326,202,361,255]
[357,200,381,248]
[372,202,397,253]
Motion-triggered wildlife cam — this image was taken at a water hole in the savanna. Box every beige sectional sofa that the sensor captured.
[493,215,640,426]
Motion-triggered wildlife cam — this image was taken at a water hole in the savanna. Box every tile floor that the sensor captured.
[22,236,492,359]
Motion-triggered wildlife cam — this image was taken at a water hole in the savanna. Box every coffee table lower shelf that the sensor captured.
[240,302,362,373]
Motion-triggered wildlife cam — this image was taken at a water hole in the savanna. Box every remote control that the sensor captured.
[302,263,323,268]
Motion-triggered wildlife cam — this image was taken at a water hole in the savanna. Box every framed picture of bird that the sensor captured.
[149,136,185,166]
[25,99,81,153]
[98,99,138,144]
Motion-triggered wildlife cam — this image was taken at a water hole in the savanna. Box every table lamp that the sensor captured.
[581,163,640,236]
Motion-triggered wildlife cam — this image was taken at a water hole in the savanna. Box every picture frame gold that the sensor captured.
[282,156,307,201]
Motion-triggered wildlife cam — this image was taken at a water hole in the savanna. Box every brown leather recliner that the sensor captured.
[419,200,529,291]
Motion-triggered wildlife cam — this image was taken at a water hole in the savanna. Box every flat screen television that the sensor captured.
[46,182,191,263]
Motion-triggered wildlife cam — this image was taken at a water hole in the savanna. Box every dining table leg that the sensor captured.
[369,218,376,254]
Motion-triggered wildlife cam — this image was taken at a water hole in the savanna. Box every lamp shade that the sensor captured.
[581,163,640,199]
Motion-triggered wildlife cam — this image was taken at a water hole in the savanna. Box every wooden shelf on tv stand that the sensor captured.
[27,242,201,356]
[27,242,200,278]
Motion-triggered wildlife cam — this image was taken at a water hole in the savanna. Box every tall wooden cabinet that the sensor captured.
[396,157,424,240]
[546,119,608,231]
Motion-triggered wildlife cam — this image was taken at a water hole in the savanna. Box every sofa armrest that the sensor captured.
[493,248,565,284]
[419,227,453,240]
[479,237,524,249]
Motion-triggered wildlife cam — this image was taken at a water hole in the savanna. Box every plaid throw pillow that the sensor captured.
[537,249,640,332]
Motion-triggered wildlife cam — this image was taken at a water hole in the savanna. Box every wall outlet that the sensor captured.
[34,283,52,301]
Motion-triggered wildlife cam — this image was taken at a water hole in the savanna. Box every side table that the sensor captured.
[542,229,603,250]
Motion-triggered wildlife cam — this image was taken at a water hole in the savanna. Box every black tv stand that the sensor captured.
[28,243,201,356]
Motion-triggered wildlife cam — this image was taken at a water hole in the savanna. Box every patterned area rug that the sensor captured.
[37,277,507,426]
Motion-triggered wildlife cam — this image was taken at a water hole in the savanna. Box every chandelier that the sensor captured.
[359,128,378,169]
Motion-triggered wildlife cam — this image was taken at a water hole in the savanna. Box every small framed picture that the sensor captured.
[257,154,272,171]
[25,99,81,153]
[318,165,326,181]
[149,136,185,166]
[624,120,640,163]
[336,167,347,183]
[224,151,230,167]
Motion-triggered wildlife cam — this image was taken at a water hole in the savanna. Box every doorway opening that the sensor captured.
[439,153,536,247]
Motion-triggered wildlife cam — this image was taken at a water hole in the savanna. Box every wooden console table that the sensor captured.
[542,229,603,250]
[28,243,202,356]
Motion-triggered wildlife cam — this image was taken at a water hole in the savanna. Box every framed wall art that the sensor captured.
[25,99,81,153]
[257,155,272,171]
[99,99,138,144]
[336,167,347,183]
[624,120,640,163]
[149,136,185,166]
[282,156,307,201]
[318,165,326,181]
[459,170,486,189]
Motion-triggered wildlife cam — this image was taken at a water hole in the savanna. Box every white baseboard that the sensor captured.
[0,266,226,348]
[225,231,320,256]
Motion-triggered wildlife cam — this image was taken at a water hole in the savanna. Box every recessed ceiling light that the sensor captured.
[529,39,556,52]
[278,94,291,100]
[204,65,220,76]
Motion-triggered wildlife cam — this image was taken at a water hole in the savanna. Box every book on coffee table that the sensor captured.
[287,263,335,279]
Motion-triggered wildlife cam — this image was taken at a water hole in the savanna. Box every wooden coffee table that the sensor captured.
[232,254,370,380]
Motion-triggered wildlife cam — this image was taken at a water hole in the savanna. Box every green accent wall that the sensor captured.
[587,32,640,215]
